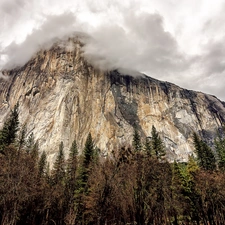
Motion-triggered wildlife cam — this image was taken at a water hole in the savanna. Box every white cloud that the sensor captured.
[2,13,80,69]
[83,12,189,75]
[0,0,225,100]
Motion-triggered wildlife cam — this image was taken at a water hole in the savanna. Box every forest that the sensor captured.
[1,104,225,225]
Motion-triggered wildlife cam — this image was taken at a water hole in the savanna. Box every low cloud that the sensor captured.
[2,13,79,69]
[0,0,225,101]
[2,10,189,76]
[83,12,189,75]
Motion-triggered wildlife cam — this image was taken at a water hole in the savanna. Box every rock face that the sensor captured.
[1,38,225,163]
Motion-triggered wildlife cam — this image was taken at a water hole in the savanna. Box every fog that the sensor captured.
[0,0,225,100]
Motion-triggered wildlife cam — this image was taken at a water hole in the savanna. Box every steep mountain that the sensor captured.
[1,38,225,162]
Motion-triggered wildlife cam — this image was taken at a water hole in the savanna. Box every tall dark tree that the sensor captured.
[193,133,216,171]
[67,140,78,180]
[63,140,79,223]
[151,125,165,160]
[0,103,19,153]
[144,137,152,156]
[76,133,95,190]
[193,133,204,167]
[215,132,225,169]
[48,142,67,225]
[202,142,216,171]
[74,133,95,224]
[132,128,142,152]
[66,140,78,200]
[38,150,47,177]
[171,161,184,225]
[83,133,95,169]
[52,141,65,184]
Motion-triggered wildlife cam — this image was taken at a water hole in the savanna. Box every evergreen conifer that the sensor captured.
[151,125,165,160]
[144,137,152,156]
[215,133,225,169]
[193,133,216,171]
[132,128,142,152]
[52,141,65,184]
[0,103,19,153]
[38,151,47,177]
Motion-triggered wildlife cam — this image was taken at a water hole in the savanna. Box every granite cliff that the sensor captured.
[1,38,225,162]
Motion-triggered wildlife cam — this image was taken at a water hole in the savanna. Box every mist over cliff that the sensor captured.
[1,38,225,163]
[1,0,225,100]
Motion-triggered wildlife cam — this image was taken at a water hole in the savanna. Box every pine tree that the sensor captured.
[193,133,216,171]
[203,142,216,170]
[66,140,78,190]
[64,140,79,219]
[52,141,65,184]
[171,161,184,224]
[76,133,95,188]
[0,103,19,153]
[74,133,95,223]
[144,137,152,156]
[50,142,66,224]
[38,151,47,177]
[193,133,204,167]
[215,133,225,169]
[151,125,165,160]
[132,128,142,152]
[187,155,199,176]
[83,133,94,170]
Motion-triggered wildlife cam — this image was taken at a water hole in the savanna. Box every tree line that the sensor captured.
[1,104,225,225]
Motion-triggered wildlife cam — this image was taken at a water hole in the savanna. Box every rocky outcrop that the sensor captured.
[1,38,225,163]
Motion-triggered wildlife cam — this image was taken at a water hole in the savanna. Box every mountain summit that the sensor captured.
[1,38,225,162]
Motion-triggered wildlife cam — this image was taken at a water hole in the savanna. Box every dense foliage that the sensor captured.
[1,106,225,224]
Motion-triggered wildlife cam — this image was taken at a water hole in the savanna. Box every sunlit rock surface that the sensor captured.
[1,38,225,163]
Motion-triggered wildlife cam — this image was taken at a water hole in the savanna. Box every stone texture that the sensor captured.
[1,38,225,163]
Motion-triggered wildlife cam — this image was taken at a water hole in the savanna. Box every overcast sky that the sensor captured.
[0,0,225,100]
